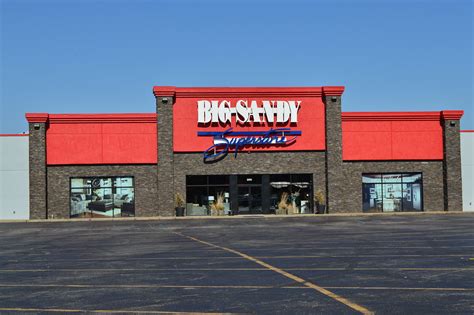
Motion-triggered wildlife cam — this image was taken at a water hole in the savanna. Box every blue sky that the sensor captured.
[1,0,472,133]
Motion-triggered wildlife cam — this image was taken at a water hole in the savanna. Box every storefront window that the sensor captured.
[401,173,423,211]
[70,176,135,218]
[270,174,312,214]
[186,174,313,215]
[362,173,422,212]
[186,175,230,216]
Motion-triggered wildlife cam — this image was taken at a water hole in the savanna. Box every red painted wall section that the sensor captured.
[44,114,157,165]
[342,112,445,161]
[173,95,327,152]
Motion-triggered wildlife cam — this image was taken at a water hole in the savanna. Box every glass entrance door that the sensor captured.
[237,186,262,214]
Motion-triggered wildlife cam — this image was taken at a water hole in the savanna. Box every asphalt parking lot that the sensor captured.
[0,214,473,314]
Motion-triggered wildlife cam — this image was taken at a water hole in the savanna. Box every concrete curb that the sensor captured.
[0,211,472,224]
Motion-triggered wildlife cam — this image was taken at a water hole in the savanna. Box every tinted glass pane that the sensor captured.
[71,178,88,188]
[362,183,383,212]
[382,174,402,183]
[114,177,134,187]
[186,186,208,206]
[102,178,113,187]
[362,174,382,184]
[238,174,262,184]
[402,183,422,211]
[208,175,229,185]
[238,186,250,213]
[187,176,207,186]
[90,177,112,188]
[70,188,91,218]
[383,185,402,211]
[208,186,229,199]
[402,173,422,184]
[208,186,231,214]
[271,175,313,214]
[270,174,290,182]
[114,187,135,217]
[250,186,262,213]
[291,174,312,191]
[291,174,312,183]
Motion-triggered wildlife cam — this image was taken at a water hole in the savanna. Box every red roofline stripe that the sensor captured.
[25,113,48,123]
[322,86,345,96]
[153,86,345,98]
[441,110,464,120]
[0,134,29,137]
[342,111,464,122]
[342,111,443,121]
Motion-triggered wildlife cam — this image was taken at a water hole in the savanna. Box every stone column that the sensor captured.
[25,113,49,219]
[442,110,464,211]
[154,87,176,216]
[322,86,345,213]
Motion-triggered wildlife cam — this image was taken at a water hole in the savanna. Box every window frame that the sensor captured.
[361,172,424,212]
[69,176,135,218]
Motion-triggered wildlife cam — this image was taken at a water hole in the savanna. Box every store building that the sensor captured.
[22,86,466,219]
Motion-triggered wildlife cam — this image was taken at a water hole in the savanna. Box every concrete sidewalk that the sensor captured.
[0,210,472,224]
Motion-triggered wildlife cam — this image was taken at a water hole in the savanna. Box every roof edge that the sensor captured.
[153,86,345,98]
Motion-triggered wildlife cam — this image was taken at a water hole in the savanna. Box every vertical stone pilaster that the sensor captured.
[442,111,463,211]
[322,87,346,213]
[26,114,48,219]
[155,89,176,216]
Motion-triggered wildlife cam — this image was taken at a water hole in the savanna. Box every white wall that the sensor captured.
[461,132,474,211]
[0,136,29,219]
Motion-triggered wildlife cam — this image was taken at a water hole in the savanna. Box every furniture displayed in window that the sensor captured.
[362,173,422,212]
[70,177,135,218]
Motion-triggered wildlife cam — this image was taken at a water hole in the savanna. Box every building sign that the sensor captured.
[197,100,301,124]
[198,128,302,162]
[197,99,302,162]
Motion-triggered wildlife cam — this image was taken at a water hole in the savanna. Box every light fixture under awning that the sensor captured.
[270,181,291,189]
[270,181,310,189]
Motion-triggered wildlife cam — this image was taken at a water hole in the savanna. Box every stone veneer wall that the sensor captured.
[173,151,326,214]
[323,93,345,213]
[442,119,463,211]
[156,96,175,216]
[29,122,47,219]
[47,165,158,219]
[340,161,445,212]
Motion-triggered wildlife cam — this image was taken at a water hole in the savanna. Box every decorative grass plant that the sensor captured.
[276,192,289,215]
[210,192,225,216]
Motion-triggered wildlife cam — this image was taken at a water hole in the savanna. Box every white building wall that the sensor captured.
[461,132,474,211]
[0,136,29,219]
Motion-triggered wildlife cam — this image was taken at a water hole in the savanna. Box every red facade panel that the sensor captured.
[342,131,393,160]
[342,115,444,161]
[173,96,326,152]
[45,115,157,165]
